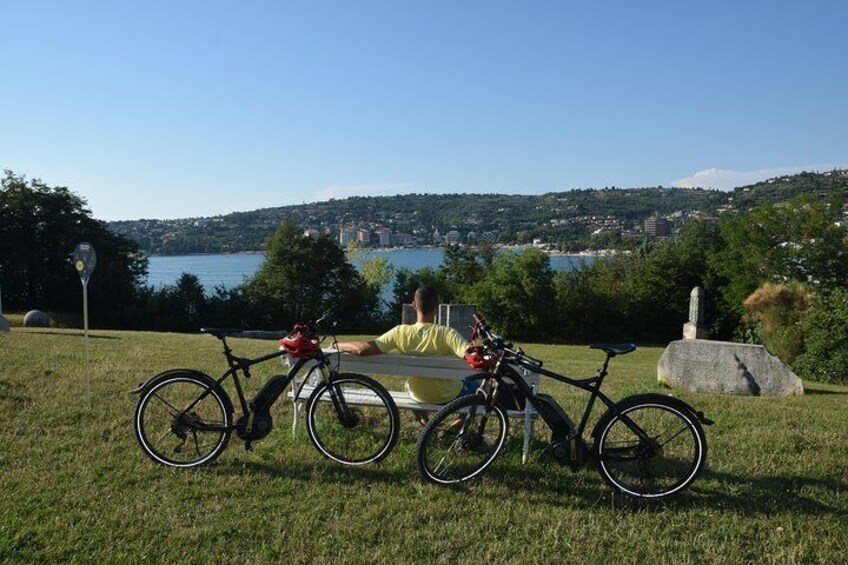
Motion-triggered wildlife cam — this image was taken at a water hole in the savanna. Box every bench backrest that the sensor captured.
[296,353,540,388]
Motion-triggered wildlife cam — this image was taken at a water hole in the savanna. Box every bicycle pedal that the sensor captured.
[244,441,254,451]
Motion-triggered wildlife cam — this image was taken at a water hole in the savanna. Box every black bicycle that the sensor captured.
[417,315,712,498]
[131,317,400,468]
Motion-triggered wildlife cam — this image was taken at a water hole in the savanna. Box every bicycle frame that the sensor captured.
[177,337,332,433]
[492,353,654,448]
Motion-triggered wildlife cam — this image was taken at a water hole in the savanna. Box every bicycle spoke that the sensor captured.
[656,425,690,447]
[156,427,176,444]
[151,392,181,416]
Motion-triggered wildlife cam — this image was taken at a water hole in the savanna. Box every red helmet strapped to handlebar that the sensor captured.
[464,344,494,371]
[280,323,320,358]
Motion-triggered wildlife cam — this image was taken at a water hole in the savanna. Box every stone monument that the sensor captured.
[683,287,709,339]
[658,340,804,396]
[658,287,803,396]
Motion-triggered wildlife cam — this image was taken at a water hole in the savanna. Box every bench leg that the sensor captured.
[522,410,532,465]
[291,375,302,436]
[522,378,538,465]
[292,401,301,435]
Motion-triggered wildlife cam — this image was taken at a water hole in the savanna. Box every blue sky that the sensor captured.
[1,1,846,220]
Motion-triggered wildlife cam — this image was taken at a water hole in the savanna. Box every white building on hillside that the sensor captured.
[339,228,357,246]
[376,228,392,246]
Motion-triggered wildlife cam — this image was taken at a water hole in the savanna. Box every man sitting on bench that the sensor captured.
[334,286,474,425]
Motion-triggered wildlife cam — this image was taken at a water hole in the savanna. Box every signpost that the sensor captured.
[72,242,96,406]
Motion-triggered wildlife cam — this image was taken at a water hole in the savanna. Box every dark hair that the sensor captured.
[414,286,439,315]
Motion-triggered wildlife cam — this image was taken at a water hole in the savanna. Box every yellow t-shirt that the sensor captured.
[373,322,469,404]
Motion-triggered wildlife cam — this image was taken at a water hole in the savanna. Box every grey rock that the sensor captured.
[400,303,477,341]
[24,310,52,327]
[401,304,416,325]
[439,304,476,341]
[0,316,9,332]
[658,339,803,396]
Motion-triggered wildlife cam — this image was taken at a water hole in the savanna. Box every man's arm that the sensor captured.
[444,328,471,358]
[334,341,382,356]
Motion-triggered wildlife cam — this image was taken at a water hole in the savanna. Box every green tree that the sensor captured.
[624,221,727,342]
[144,273,209,331]
[793,288,848,384]
[712,194,848,315]
[439,244,495,297]
[0,170,147,326]
[245,220,377,329]
[462,249,556,340]
[389,266,449,322]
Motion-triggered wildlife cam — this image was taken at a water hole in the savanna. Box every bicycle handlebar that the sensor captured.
[516,347,544,368]
[314,315,337,330]
[473,314,545,369]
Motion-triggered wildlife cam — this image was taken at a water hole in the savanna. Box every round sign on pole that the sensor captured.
[72,242,96,410]
[72,242,97,282]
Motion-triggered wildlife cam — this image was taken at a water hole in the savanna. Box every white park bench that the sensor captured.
[285,352,541,464]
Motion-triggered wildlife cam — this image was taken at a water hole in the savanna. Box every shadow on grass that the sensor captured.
[645,469,848,518]
[0,380,31,405]
[21,331,121,340]
[214,458,410,486]
[803,388,848,396]
[210,435,847,521]
[446,436,848,518]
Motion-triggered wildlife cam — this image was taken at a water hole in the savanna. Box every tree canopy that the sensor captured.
[245,220,379,330]
[0,170,147,325]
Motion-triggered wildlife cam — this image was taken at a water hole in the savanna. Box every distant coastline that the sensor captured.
[144,245,616,259]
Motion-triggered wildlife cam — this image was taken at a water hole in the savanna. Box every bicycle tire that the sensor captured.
[594,396,707,498]
[134,372,233,468]
[305,373,400,465]
[417,393,509,485]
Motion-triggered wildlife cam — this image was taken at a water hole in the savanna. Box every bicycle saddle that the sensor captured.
[200,328,244,339]
[589,343,637,356]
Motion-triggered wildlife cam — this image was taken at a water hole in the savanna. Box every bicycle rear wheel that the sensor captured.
[306,373,400,465]
[134,372,232,467]
[417,393,508,485]
[595,397,706,498]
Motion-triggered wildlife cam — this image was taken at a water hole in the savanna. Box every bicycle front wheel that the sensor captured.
[417,393,508,485]
[595,397,707,498]
[306,373,400,465]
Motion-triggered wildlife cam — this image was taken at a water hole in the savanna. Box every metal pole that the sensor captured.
[83,278,89,339]
[83,279,91,408]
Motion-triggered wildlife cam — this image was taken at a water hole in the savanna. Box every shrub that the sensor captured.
[742,282,812,364]
[793,289,848,384]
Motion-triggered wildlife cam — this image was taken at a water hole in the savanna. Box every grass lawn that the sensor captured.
[1,328,846,563]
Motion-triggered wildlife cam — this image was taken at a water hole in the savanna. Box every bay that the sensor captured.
[146,248,594,294]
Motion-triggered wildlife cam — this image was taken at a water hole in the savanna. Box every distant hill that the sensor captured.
[730,169,848,209]
[108,170,848,255]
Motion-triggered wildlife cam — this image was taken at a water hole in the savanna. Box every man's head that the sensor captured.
[413,286,439,320]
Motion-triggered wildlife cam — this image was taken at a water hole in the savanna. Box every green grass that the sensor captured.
[1,328,846,563]
[1,313,25,327]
